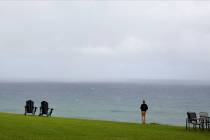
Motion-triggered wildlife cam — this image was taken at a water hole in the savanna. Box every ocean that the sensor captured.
[0,81,210,125]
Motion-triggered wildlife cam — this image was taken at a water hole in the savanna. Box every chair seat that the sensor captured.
[191,121,201,125]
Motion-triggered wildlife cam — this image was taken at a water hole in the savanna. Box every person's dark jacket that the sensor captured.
[140,104,148,112]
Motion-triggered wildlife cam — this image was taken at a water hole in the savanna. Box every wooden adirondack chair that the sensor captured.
[24,100,37,115]
[39,101,53,117]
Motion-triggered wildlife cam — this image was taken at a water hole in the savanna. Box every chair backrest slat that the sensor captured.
[187,112,197,122]
[26,100,34,113]
[41,101,48,114]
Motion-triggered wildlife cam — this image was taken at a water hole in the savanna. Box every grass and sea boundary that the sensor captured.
[0,112,209,140]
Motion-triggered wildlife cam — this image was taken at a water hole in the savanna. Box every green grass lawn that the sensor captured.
[0,112,209,140]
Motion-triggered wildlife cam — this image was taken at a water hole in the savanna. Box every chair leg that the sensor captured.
[33,107,37,115]
[49,109,53,117]
[187,123,189,130]
[47,109,53,117]
[39,107,42,116]
[24,106,27,115]
[186,119,188,130]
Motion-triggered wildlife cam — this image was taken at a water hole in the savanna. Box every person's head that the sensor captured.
[143,100,145,104]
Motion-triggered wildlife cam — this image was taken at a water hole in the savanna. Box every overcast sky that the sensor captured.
[0,1,210,82]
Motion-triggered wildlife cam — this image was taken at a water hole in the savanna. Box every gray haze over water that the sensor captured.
[0,1,210,81]
[0,81,210,125]
[0,1,210,125]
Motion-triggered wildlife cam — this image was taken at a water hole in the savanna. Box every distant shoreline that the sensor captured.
[1,79,210,85]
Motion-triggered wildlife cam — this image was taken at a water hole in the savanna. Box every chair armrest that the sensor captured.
[47,108,53,111]
[191,118,202,123]
[47,108,54,116]
[192,118,200,121]
[204,117,210,122]
[199,118,205,122]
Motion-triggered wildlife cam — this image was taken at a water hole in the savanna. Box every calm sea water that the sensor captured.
[0,81,210,125]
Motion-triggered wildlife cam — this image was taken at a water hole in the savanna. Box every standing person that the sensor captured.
[140,100,148,124]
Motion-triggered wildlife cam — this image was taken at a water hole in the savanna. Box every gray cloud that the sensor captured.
[0,1,210,81]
